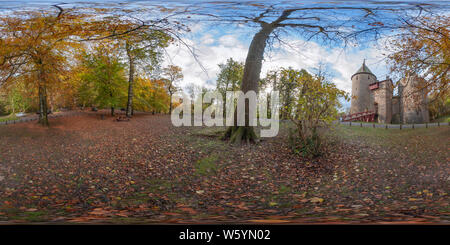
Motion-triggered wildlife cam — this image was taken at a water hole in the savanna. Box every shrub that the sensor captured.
[287,68,347,158]
[289,127,323,158]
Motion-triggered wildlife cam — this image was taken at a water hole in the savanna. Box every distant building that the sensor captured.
[349,60,429,124]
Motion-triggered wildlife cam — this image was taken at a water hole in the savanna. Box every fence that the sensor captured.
[339,121,450,129]
[0,111,85,126]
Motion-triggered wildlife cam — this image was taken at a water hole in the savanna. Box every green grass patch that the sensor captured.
[279,185,291,195]
[8,210,49,222]
[0,114,18,122]
[193,126,227,138]
[195,155,219,176]
[147,178,173,191]
[333,124,444,142]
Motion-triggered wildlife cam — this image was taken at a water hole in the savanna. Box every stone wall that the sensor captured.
[400,76,429,123]
[391,96,401,124]
[373,80,393,123]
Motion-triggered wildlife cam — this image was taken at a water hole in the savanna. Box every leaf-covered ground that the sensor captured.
[0,112,448,223]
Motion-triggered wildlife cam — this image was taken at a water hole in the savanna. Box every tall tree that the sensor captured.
[119,28,172,117]
[278,67,302,119]
[385,13,449,99]
[216,58,244,95]
[0,7,86,125]
[185,82,203,102]
[162,65,183,114]
[216,58,244,117]
[80,45,127,116]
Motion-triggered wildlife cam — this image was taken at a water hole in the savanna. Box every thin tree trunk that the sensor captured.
[111,107,115,116]
[225,24,274,143]
[169,93,173,114]
[10,95,15,115]
[223,81,229,118]
[126,59,135,117]
[126,42,135,118]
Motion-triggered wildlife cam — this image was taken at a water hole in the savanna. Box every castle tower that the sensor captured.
[373,78,393,123]
[399,75,429,123]
[350,60,377,114]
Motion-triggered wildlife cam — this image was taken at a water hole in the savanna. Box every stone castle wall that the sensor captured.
[400,76,429,123]
[391,96,401,124]
[373,80,393,123]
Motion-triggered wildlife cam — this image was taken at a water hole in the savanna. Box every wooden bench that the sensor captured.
[115,115,130,122]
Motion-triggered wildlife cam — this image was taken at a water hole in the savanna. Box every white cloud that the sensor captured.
[164,29,391,99]
[164,33,248,89]
[201,34,215,45]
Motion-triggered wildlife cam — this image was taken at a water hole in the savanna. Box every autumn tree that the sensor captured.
[428,90,450,121]
[70,5,188,118]
[0,7,88,126]
[385,13,449,99]
[117,29,171,117]
[162,65,183,114]
[133,77,170,114]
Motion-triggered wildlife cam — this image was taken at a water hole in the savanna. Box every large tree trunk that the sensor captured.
[38,84,49,126]
[126,42,135,118]
[224,24,274,144]
[37,67,49,126]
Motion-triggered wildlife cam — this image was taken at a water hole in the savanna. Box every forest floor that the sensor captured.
[0,111,449,224]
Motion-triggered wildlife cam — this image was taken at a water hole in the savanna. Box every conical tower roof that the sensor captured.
[355,59,373,75]
[351,59,376,79]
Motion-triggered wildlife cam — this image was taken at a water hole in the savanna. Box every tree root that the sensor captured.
[222,126,258,144]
